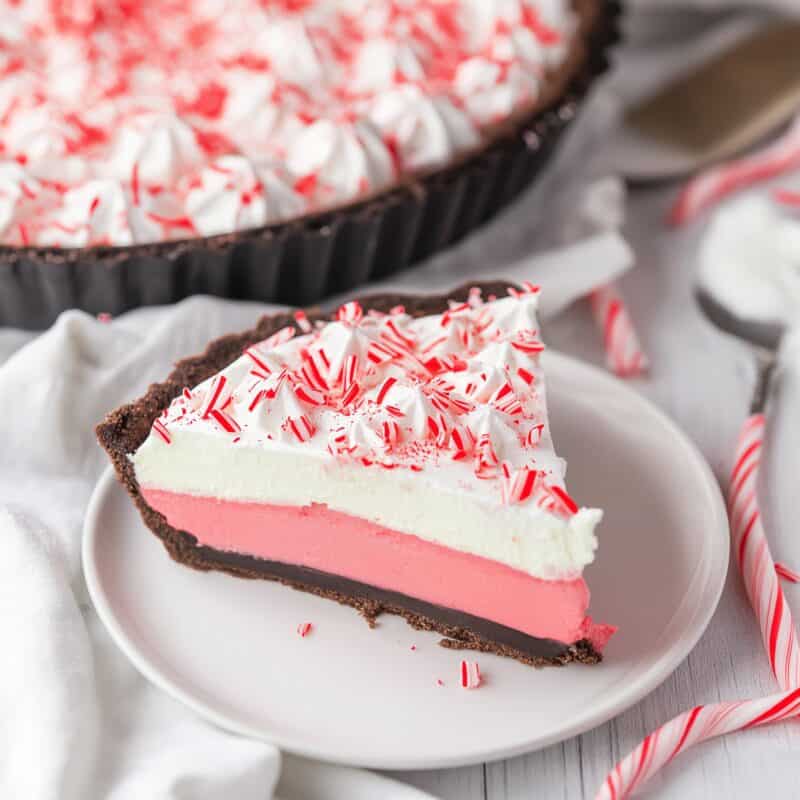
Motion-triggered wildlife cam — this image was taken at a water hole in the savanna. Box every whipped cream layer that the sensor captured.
[132,286,603,580]
[699,193,800,328]
[0,1,577,247]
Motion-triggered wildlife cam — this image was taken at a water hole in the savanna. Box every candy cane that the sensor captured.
[597,688,800,800]
[589,284,649,378]
[728,415,800,688]
[776,563,800,584]
[669,114,800,226]
[596,415,800,798]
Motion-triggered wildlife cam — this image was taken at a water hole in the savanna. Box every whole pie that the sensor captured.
[0,0,606,248]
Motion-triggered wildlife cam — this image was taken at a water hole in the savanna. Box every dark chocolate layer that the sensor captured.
[96,282,602,667]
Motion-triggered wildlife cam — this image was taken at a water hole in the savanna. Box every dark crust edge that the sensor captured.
[2,0,616,267]
[95,281,602,668]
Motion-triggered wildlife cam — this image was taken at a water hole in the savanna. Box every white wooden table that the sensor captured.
[388,11,800,797]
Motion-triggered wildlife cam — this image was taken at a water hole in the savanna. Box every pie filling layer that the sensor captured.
[143,487,611,651]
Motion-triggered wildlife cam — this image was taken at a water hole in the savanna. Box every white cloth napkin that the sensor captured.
[0,305,284,800]
[0,69,632,798]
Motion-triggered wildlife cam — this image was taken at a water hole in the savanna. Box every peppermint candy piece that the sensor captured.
[460,660,482,690]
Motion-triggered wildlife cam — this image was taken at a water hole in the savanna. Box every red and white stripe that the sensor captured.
[368,336,399,365]
[669,114,800,226]
[449,423,476,460]
[596,689,800,800]
[776,563,800,584]
[339,354,361,407]
[381,419,401,449]
[293,382,325,407]
[151,418,171,444]
[199,374,233,418]
[509,330,545,356]
[426,412,449,447]
[728,415,800,688]
[517,366,536,386]
[247,388,268,413]
[208,408,241,434]
[293,309,312,333]
[596,414,800,799]
[299,349,330,392]
[474,433,499,478]
[490,381,524,416]
[589,284,649,379]
[381,317,416,349]
[460,660,482,689]
[287,414,316,442]
[500,463,539,505]
[337,301,363,325]
[244,345,274,375]
[427,380,472,415]
[341,354,358,390]
[535,483,578,518]
[296,622,313,637]
[261,325,296,350]
[375,376,397,406]
[525,423,544,448]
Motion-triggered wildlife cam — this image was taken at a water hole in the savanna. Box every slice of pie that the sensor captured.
[98,281,614,666]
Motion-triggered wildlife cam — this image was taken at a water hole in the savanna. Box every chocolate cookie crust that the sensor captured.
[96,281,601,667]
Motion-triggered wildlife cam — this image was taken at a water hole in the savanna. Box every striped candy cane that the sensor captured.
[728,415,800,688]
[596,414,800,799]
[589,284,649,378]
[596,688,800,800]
[669,114,800,226]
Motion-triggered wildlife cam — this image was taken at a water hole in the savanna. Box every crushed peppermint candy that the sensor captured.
[0,2,576,248]
[460,660,482,690]
[149,286,579,518]
[293,310,312,333]
[151,418,171,445]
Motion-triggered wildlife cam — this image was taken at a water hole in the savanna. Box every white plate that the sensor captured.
[84,351,729,771]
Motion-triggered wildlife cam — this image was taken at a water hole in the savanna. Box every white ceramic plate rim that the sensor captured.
[83,350,729,770]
